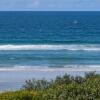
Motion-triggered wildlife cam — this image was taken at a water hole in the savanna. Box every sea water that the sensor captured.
[0,11,100,69]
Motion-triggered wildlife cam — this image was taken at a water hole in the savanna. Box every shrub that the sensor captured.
[0,72,100,100]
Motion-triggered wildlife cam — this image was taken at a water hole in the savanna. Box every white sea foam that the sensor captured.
[0,65,100,72]
[0,44,100,51]
[13,65,48,69]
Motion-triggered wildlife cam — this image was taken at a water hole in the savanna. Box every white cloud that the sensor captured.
[28,0,40,8]
[0,0,99,11]
[33,1,40,7]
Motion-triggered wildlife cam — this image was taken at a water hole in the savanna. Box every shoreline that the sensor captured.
[0,67,99,91]
[0,67,99,72]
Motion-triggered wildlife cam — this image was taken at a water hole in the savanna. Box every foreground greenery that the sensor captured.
[0,72,100,100]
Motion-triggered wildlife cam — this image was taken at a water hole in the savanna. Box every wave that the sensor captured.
[0,44,100,51]
[0,65,100,72]
[4,65,100,69]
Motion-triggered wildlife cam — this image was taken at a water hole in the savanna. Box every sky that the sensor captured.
[0,0,99,11]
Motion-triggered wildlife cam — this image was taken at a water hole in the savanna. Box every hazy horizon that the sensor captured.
[0,0,99,11]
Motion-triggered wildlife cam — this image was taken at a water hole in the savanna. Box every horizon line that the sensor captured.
[0,10,100,12]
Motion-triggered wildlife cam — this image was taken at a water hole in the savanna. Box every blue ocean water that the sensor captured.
[0,11,100,69]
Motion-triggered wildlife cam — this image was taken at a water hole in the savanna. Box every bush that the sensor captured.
[23,78,51,90]
[0,72,100,100]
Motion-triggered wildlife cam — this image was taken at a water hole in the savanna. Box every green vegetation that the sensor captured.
[0,72,100,100]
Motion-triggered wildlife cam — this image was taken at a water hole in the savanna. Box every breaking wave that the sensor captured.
[0,44,100,51]
[0,65,100,71]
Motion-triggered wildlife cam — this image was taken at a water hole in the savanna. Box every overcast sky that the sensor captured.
[0,0,99,11]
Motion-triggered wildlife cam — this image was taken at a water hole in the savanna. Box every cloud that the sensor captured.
[28,0,40,8]
[0,0,40,10]
[0,0,99,11]
[33,1,40,7]
[46,0,100,11]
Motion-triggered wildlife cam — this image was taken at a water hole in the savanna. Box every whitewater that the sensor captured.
[0,44,100,51]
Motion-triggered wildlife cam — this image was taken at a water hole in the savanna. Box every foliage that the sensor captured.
[0,72,100,100]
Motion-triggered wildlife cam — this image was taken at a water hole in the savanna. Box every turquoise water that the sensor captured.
[0,11,100,68]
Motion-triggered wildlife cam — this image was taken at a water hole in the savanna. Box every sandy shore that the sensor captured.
[0,67,99,92]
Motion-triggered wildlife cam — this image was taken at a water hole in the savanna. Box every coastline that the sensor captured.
[0,67,99,72]
[0,67,99,91]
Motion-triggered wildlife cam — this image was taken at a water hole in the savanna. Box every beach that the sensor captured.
[0,67,99,91]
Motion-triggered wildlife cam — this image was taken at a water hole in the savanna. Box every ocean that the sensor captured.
[0,11,100,91]
[0,11,100,69]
